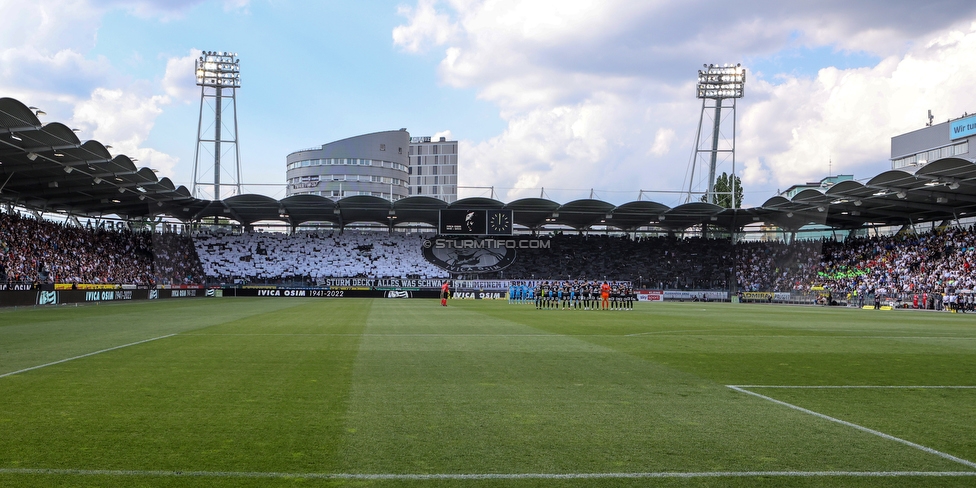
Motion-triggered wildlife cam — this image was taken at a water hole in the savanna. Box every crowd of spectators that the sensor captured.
[808,226,976,295]
[734,240,825,292]
[488,234,734,289]
[733,226,976,300]
[0,212,204,285]
[4,207,976,298]
[193,230,447,282]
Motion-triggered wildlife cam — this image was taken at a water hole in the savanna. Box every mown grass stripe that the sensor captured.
[727,385,976,470]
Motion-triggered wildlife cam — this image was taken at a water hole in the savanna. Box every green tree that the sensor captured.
[701,172,743,208]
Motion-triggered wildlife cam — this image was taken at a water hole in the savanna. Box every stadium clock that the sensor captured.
[487,210,513,235]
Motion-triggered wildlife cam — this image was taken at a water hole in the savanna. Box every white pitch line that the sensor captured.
[624,329,733,337]
[0,468,975,480]
[184,333,563,337]
[727,385,976,470]
[0,334,176,379]
[625,334,976,339]
[733,385,976,389]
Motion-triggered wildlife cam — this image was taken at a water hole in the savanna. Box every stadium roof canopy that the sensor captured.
[4,95,976,233]
[0,97,195,219]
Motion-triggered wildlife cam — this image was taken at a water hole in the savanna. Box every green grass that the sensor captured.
[1,298,976,487]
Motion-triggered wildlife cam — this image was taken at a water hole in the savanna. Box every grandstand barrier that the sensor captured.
[735,291,878,306]
[451,291,505,299]
[222,287,442,299]
[662,290,729,302]
[0,286,205,307]
[737,291,825,305]
[637,290,731,302]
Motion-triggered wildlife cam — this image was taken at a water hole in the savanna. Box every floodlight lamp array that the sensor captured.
[195,51,241,88]
[697,63,745,99]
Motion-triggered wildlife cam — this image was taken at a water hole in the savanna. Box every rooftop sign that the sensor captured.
[950,114,976,140]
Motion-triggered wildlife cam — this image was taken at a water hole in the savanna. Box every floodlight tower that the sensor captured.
[685,63,745,204]
[192,51,242,200]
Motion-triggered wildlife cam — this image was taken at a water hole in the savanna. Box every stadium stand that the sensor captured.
[4,202,976,308]
[193,230,447,282]
[731,226,976,307]
[734,240,825,292]
[0,211,203,285]
[487,234,733,290]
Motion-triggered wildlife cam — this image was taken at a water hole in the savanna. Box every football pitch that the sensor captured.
[1,298,976,487]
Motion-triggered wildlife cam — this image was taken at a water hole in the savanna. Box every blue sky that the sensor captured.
[4,0,976,206]
[86,1,506,197]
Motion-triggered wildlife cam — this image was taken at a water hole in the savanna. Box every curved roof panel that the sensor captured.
[506,197,561,229]
[0,97,41,129]
[8,96,976,232]
[450,197,505,209]
[280,194,338,226]
[392,196,447,227]
[608,200,670,230]
[556,199,616,229]
[656,202,723,230]
[337,195,393,226]
[223,194,283,225]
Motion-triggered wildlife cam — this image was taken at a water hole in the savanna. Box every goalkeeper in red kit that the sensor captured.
[440,281,450,307]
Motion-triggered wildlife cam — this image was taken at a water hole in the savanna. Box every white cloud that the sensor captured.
[0,0,105,54]
[393,0,457,53]
[0,1,205,182]
[650,128,675,157]
[72,88,178,177]
[0,47,114,105]
[396,1,976,205]
[431,129,453,141]
[91,0,213,21]
[222,0,250,12]
[161,49,202,103]
[740,25,976,189]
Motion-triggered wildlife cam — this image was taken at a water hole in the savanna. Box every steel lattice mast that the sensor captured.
[191,51,242,200]
[686,63,745,205]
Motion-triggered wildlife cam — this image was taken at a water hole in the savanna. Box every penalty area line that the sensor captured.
[1,468,976,479]
[0,334,177,379]
[727,385,976,470]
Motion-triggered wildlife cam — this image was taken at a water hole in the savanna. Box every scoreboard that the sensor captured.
[438,209,513,235]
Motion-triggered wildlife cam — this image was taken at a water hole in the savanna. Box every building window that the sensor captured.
[955,140,969,155]
[380,144,386,151]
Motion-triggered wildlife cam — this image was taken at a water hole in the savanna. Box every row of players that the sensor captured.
[508,281,636,310]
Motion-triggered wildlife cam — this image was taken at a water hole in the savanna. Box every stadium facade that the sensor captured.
[286,130,411,201]
[891,112,976,169]
[285,131,458,203]
[408,136,458,203]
